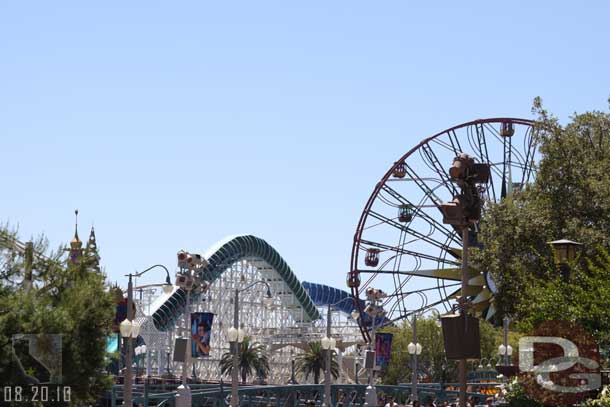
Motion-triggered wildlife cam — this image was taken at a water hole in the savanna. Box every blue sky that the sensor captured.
[1,1,609,290]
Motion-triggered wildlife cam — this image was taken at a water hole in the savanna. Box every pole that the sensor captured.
[369,314,376,387]
[412,314,418,402]
[176,286,192,407]
[459,227,469,407]
[124,275,133,407]
[364,301,377,406]
[166,351,170,375]
[231,289,240,407]
[182,289,191,384]
[324,304,332,406]
[503,317,509,366]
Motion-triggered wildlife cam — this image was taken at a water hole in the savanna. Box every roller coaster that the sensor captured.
[130,235,364,385]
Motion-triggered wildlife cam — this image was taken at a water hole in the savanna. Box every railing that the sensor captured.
[111,382,502,407]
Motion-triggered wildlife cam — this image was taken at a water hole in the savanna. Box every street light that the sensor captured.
[122,264,170,406]
[499,316,512,366]
[288,348,297,385]
[495,316,519,378]
[321,296,357,407]
[363,288,387,407]
[548,239,582,279]
[548,239,582,265]
[174,251,209,407]
[498,344,513,358]
[408,314,423,402]
[230,280,273,407]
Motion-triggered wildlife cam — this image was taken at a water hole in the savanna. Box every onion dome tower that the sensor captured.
[66,209,83,265]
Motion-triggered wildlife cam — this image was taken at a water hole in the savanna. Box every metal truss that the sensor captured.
[136,257,363,384]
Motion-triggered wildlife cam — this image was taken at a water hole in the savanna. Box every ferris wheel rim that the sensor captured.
[349,117,536,341]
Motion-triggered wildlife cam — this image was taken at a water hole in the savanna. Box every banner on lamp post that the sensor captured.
[191,312,214,358]
[375,332,393,369]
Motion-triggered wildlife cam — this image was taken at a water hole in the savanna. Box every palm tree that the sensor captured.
[220,336,270,384]
[295,341,339,384]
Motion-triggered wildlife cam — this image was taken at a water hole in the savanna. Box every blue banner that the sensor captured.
[191,312,214,357]
[375,332,393,369]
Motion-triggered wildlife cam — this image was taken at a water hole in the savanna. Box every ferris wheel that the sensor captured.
[348,118,539,341]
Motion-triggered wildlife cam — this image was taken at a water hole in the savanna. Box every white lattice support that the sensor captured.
[141,255,363,384]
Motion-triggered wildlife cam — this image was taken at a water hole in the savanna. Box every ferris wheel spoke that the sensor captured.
[404,164,444,207]
[368,267,462,281]
[488,122,528,167]
[447,129,464,154]
[381,297,454,327]
[419,143,458,197]
[520,127,538,187]
[392,282,461,300]
[379,184,460,244]
[431,137,461,155]
[367,210,456,253]
[359,239,461,267]
[471,123,498,202]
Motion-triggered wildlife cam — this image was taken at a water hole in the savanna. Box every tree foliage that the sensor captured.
[294,341,339,384]
[471,98,610,335]
[0,225,114,403]
[380,316,519,385]
[219,336,270,384]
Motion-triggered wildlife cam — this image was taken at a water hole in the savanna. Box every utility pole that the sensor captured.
[411,314,418,402]
[459,226,469,407]
[231,289,240,407]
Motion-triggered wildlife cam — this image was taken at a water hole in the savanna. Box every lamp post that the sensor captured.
[288,349,297,384]
[321,297,359,407]
[499,317,512,366]
[408,314,423,402]
[476,358,493,370]
[363,288,387,407]
[548,239,582,279]
[495,316,520,379]
[166,347,171,376]
[175,250,210,407]
[121,265,172,406]
[229,281,273,407]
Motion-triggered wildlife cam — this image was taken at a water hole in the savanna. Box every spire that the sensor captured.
[86,225,101,273]
[87,226,97,251]
[66,209,83,265]
[70,209,82,249]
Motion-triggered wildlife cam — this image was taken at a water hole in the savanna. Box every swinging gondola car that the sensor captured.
[364,248,380,267]
[346,270,361,288]
[398,204,414,223]
[392,161,407,178]
[501,122,515,137]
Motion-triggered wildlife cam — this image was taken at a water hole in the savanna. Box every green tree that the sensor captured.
[0,225,115,403]
[380,316,514,385]
[219,336,270,384]
[515,248,610,357]
[380,317,452,385]
[503,378,545,407]
[294,341,339,384]
[471,98,610,334]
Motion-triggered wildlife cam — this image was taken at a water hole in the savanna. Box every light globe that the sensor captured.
[407,342,416,355]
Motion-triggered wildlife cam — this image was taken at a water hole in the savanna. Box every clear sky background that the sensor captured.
[1,1,609,290]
